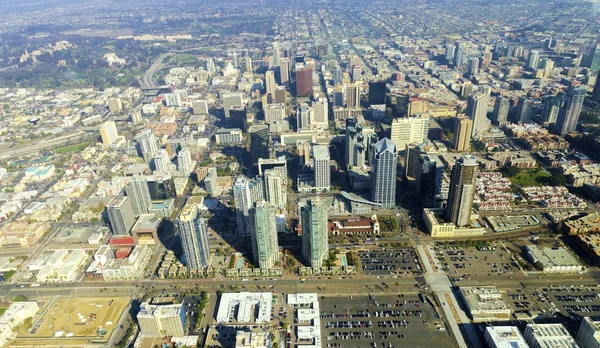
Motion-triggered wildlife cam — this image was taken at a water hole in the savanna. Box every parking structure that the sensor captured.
[320,294,452,348]
[436,245,518,282]
[358,249,422,276]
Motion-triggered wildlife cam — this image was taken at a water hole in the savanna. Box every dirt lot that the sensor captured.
[26,297,130,339]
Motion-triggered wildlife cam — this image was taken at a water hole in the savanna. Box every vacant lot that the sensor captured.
[55,142,90,154]
[27,297,130,339]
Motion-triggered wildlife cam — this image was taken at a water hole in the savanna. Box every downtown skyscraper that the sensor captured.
[250,200,279,269]
[136,129,159,162]
[233,176,264,236]
[445,155,478,227]
[554,86,587,135]
[466,92,490,138]
[371,138,397,209]
[300,198,328,269]
[126,175,152,216]
[312,145,330,191]
[177,200,210,270]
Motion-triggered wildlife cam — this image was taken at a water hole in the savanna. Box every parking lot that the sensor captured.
[320,294,452,348]
[538,285,600,317]
[358,249,421,276]
[436,245,518,282]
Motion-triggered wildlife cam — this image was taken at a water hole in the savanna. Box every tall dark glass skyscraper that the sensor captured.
[368,81,386,105]
[445,156,478,227]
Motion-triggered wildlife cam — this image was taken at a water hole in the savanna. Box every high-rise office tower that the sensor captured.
[297,105,312,130]
[136,129,158,162]
[297,141,311,166]
[275,86,287,105]
[108,97,123,114]
[405,141,438,179]
[390,115,430,150]
[265,71,276,97]
[280,58,290,87]
[368,81,386,105]
[334,67,343,85]
[542,94,564,125]
[527,50,540,70]
[454,42,465,67]
[177,148,193,177]
[466,92,490,138]
[296,68,313,97]
[228,105,247,131]
[107,196,136,235]
[222,93,243,119]
[312,101,328,126]
[249,125,270,166]
[554,86,587,135]
[206,58,216,74]
[453,116,473,152]
[264,103,286,122]
[192,100,209,115]
[100,121,119,149]
[445,45,455,62]
[592,71,600,103]
[263,169,286,209]
[333,85,345,107]
[366,133,379,166]
[467,57,479,76]
[245,55,252,72]
[233,176,261,236]
[312,145,330,191]
[492,97,509,126]
[482,51,492,67]
[445,155,478,227]
[152,149,173,175]
[272,42,280,67]
[177,200,210,270]
[300,198,328,269]
[345,117,366,168]
[352,66,362,82]
[249,200,279,269]
[346,84,360,108]
[126,175,151,217]
[582,44,600,73]
[515,97,533,123]
[371,138,397,209]
[232,52,239,68]
[416,154,446,208]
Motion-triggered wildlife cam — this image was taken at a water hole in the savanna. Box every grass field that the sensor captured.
[24,297,130,340]
[507,168,552,187]
[55,142,90,154]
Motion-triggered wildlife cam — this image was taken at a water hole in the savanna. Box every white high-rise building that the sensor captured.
[153,149,174,175]
[272,42,281,67]
[466,92,490,138]
[265,71,276,96]
[206,58,216,74]
[576,317,600,348]
[390,115,430,150]
[312,101,328,127]
[177,148,194,177]
[280,58,290,87]
[137,302,185,337]
[177,200,210,270]
[527,50,540,70]
[264,169,286,209]
[99,121,119,149]
[264,103,286,122]
[312,145,330,191]
[222,93,243,119]
[233,176,264,236]
[136,129,159,162]
[126,175,151,216]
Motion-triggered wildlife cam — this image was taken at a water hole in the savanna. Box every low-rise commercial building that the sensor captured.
[288,293,321,348]
[216,292,272,324]
[131,214,161,244]
[525,245,583,273]
[562,212,600,235]
[484,326,529,348]
[524,323,579,348]
[423,209,486,238]
[459,286,511,322]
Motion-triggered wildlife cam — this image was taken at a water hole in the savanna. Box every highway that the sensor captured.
[0,131,90,159]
